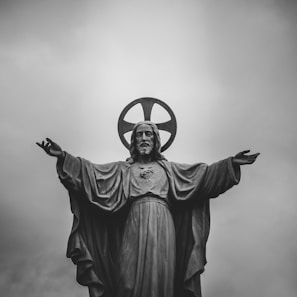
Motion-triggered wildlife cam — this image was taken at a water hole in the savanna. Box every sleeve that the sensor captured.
[56,152,82,192]
[165,158,240,297]
[165,161,208,202]
[200,157,240,198]
[56,153,130,297]
[56,152,128,212]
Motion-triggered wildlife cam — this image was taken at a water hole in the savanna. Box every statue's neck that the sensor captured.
[136,154,154,164]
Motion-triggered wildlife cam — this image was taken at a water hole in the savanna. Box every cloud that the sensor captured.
[0,1,296,297]
[0,251,87,297]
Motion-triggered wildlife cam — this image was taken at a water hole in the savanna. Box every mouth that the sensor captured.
[140,143,150,147]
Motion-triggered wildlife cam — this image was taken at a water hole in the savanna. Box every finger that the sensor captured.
[37,140,46,148]
[36,141,49,152]
[240,149,251,155]
[247,153,260,160]
[46,138,54,144]
[235,150,250,158]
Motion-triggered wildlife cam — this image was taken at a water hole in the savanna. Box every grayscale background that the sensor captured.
[0,0,296,296]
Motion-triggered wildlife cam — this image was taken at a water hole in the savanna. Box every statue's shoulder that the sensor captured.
[91,160,126,170]
[160,160,208,171]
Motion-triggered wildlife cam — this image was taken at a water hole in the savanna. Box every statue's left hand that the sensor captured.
[232,150,260,166]
[36,138,65,159]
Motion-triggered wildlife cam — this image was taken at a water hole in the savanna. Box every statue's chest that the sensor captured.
[129,162,169,198]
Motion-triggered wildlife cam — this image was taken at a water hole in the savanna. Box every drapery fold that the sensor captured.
[57,153,240,297]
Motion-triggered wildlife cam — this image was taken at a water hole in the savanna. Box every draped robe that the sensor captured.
[57,153,240,297]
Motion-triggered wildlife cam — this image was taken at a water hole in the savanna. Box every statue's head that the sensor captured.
[127,121,166,163]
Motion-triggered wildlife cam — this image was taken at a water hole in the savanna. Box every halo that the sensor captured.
[118,97,177,152]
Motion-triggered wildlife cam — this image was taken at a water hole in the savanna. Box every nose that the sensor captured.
[141,132,148,140]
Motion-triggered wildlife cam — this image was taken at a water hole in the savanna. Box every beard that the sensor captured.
[137,143,153,155]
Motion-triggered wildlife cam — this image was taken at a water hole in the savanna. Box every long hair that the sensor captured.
[126,121,167,163]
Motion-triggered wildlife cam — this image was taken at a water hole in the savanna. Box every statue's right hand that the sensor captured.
[36,138,64,159]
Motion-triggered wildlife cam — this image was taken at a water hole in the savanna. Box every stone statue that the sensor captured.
[36,98,259,297]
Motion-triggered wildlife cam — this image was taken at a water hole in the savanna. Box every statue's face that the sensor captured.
[135,124,155,156]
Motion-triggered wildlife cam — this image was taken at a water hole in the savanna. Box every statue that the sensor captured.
[36,98,259,297]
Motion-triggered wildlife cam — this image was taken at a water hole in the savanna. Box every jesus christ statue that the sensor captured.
[37,119,259,297]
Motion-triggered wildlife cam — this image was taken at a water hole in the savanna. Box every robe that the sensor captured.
[57,153,240,297]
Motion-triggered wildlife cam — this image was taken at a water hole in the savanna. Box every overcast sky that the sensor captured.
[1,0,297,296]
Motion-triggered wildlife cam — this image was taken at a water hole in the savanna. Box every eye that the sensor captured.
[146,132,153,137]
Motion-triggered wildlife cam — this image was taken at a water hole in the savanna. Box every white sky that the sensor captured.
[1,0,297,296]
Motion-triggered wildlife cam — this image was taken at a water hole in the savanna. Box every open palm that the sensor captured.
[233,150,260,166]
[36,138,64,158]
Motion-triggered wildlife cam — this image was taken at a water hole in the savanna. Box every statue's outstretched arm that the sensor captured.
[232,150,260,166]
[36,138,65,161]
